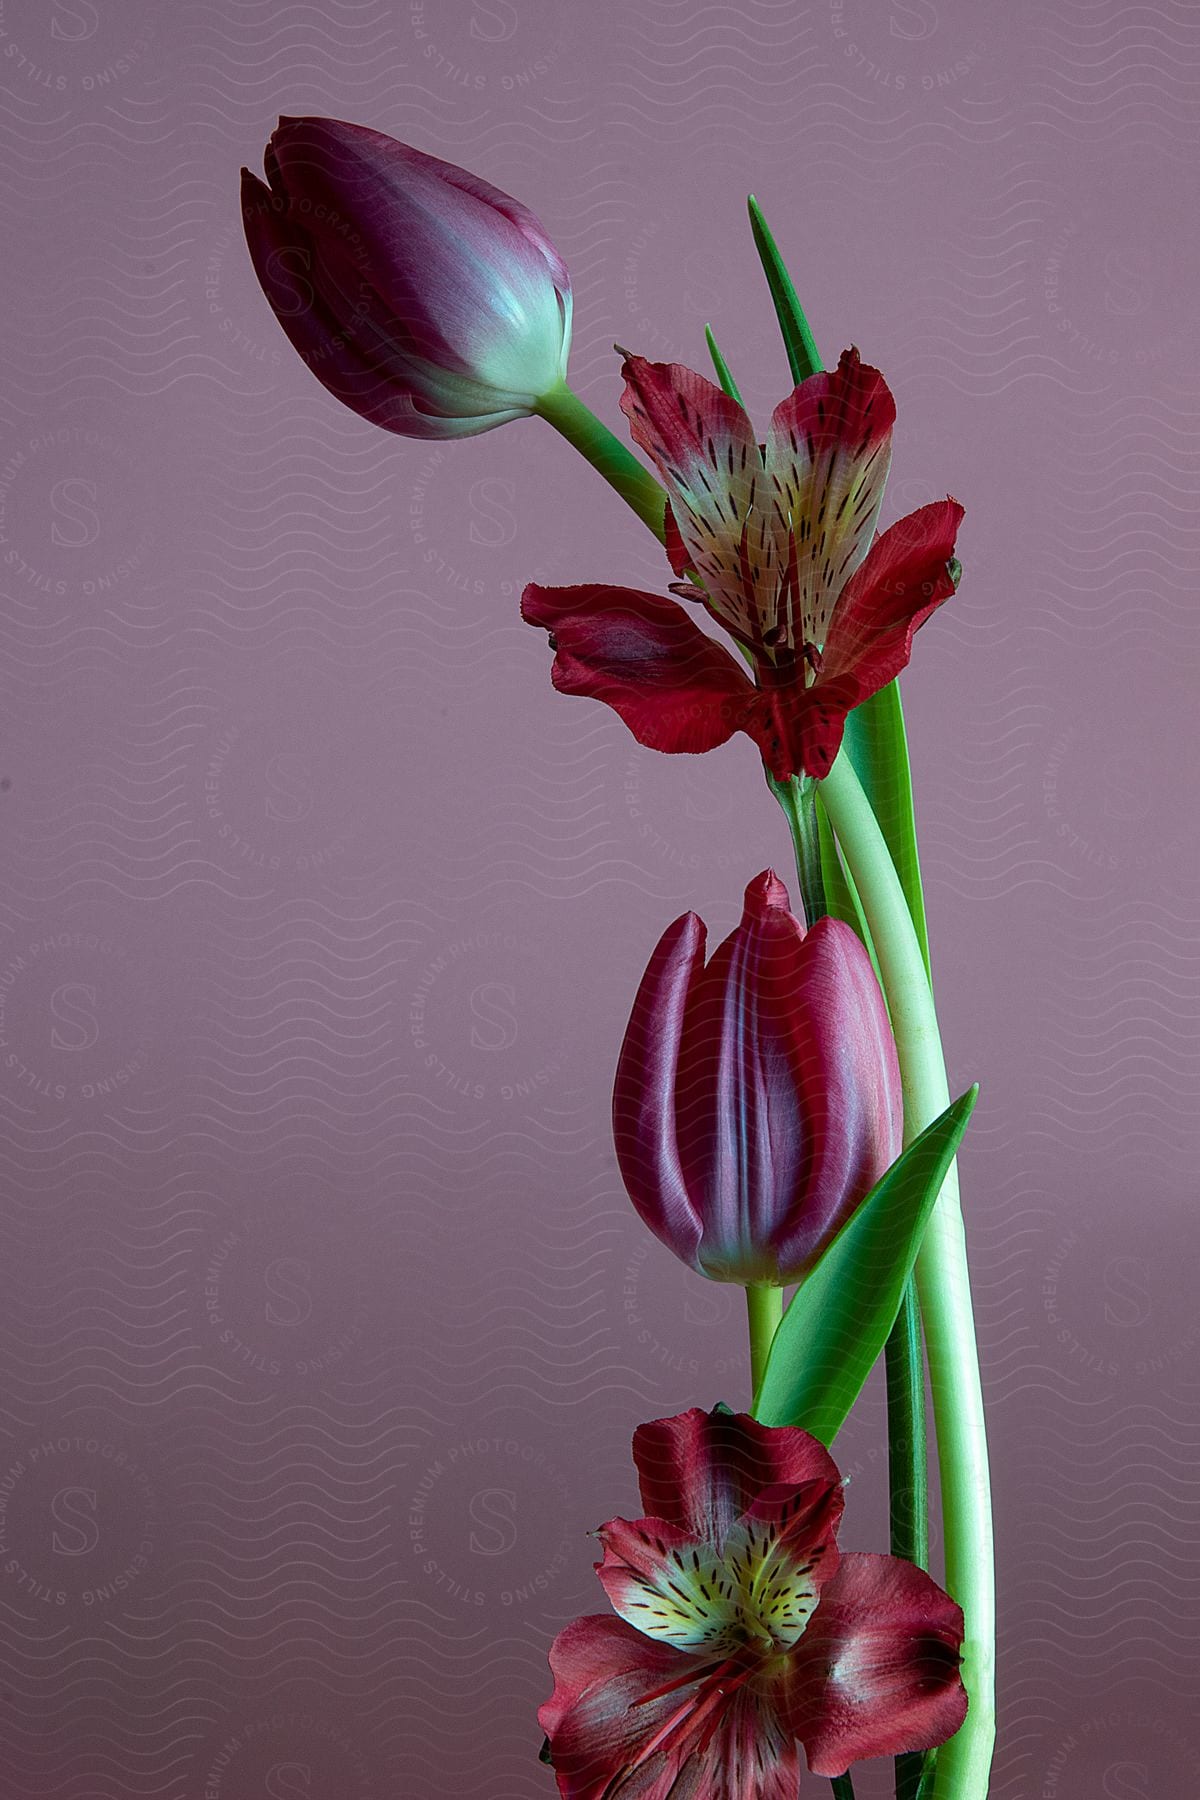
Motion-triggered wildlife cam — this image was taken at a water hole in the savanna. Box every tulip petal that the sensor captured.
[671,870,809,1284]
[612,910,707,1273]
[669,874,896,1283]
[540,1613,804,1800]
[619,356,774,649]
[763,914,902,1278]
[241,169,525,439]
[521,583,758,757]
[265,116,567,397]
[777,1552,968,1777]
[763,348,895,651]
[632,1407,842,1550]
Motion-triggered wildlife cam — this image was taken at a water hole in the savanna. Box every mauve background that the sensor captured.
[0,1,1197,1795]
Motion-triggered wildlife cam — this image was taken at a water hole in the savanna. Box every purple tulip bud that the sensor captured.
[240,116,573,439]
[612,870,903,1286]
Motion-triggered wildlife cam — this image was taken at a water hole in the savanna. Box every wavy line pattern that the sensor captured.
[1,0,1198,1795]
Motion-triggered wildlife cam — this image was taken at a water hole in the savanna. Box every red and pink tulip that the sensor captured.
[613,869,903,1287]
[540,1405,967,1795]
[524,348,962,781]
[242,116,572,439]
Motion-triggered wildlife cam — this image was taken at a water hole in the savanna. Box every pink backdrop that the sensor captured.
[1,2,1198,1795]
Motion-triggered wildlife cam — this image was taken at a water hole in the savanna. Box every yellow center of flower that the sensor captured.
[626,1513,821,1658]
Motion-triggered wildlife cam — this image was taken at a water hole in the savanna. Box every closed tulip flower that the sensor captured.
[613,869,902,1286]
[241,115,572,439]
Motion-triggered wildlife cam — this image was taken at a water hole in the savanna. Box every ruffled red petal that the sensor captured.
[619,356,773,648]
[521,583,757,756]
[539,1612,696,1798]
[776,1551,968,1777]
[736,496,963,780]
[763,349,895,650]
[816,497,964,711]
[539,1612,804,1800]
[632,1407,842,1551]
[664,501,695,580]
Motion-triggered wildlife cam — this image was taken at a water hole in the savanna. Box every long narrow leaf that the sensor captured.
[747,196,822,385]
[752,1086,978,1443]
[704,323,744,405]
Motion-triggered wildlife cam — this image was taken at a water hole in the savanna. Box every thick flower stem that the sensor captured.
[817,750,994,1800]
[830,1774,857,1800]
[745,1284,783,1397]
[533,380,669,543]
[768,770,827,927]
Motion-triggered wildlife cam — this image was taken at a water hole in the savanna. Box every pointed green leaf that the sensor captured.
[704,324,744,405]
[751,1086,978,1443]
[747,195,822,385]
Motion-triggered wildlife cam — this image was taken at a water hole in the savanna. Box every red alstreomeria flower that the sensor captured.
[523,349,963,781]
[539,1407,966,1798]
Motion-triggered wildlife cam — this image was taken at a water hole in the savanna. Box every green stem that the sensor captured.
[533,379,668,542]
[830,1774,857,1800]
[887,1281,930,1800]
[768,771,826,925]
[745,1284,783,1397]
[886,1281,928,1568]
[818,750,994,1800]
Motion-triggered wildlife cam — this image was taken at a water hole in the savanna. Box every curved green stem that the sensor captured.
[888,1282,931,1800]
[746,1284,783,1397]
[533,379,668,542]
[818,750,994,1800]
[886,1281,929,1568]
